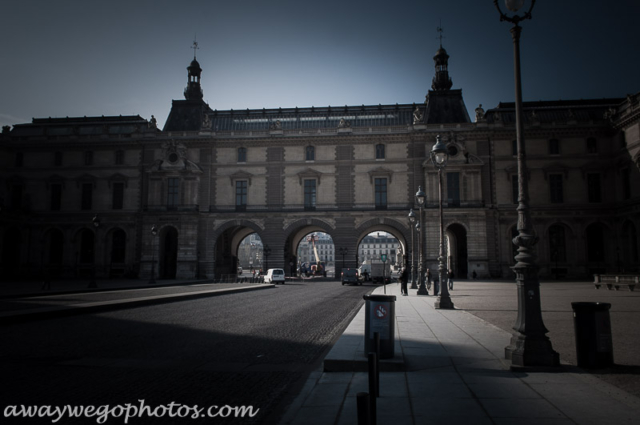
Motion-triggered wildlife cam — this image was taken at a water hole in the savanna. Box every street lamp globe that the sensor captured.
[415,187,426,207]
[505,0,524,12]
[494,0,536,22]
[408,208,416,224]
[430,136,449,168]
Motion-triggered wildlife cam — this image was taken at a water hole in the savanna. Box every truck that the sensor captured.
[370,261,391,284]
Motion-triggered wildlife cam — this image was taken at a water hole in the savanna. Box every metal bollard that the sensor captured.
[368,352,377,425]
[356,392,370,425]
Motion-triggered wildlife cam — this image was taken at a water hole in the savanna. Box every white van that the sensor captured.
[265,268,286,284]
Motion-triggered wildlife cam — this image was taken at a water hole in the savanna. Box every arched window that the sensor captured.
[586,224,605,263]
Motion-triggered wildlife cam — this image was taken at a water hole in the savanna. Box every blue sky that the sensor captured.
[1,0,638,129]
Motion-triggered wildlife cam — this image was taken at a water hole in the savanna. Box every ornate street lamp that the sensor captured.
[431,136,453,309]
[149,225,158,284]
[408,209,417,289]
[415,186,429,295]
[88,214,101,288]
[494,0,559,366]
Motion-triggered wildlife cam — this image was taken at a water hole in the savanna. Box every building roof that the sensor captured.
[7,115,154,138]
[485,98,625,124]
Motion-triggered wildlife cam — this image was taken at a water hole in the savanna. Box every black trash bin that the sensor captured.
[571,302,613,368]
[363,294,396,359]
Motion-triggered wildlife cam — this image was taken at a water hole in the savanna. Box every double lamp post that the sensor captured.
[405,136,453,309]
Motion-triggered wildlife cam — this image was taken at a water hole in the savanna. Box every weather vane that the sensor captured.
[191,35,199,59]
[436,20,445,47]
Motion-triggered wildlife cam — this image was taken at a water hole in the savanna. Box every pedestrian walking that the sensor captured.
[425,268,431,290]
[400,267,409,296]
[448,269,454,290]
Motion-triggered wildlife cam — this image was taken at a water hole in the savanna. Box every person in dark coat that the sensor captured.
[400,267,409,296]
[448,269,455,290]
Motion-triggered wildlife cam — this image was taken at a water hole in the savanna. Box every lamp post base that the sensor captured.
[410,280,418,290]
[416,280,429,295]
[505,335,560,367]
[434,296,454,309]
[505,265,560,367]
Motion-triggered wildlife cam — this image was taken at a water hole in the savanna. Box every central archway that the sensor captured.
[446,223,468,279]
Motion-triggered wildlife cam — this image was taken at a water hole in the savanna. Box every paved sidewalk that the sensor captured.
[282,282,640,425]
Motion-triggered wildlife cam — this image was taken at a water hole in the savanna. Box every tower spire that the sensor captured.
[431,23,453,92]
[184,40,203,101]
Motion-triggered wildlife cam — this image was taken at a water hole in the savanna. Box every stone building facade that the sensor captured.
[1,47,639,282]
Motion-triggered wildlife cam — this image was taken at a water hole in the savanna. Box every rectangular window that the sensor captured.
[84,151,93,166]
[587,138,597,154]
[238,147,247,163]
[375,178,387,209]
[306,146,315,161]
[15,152,23,167]
[112,182,124,210]
[549,139,559,155]
[587,174,601,203]
[167,178,179,207]
[236,180,247,211]
[512,175,519,204]
[51,184,62,211]
[447,172,460,207]
[115,150,124,165]
[304,179,316,210]
[512,140,518,156]
[376,144,385,159]
[549,174,563,203]
[375,178,387,210]
[54,151,63,166]
[623,168,631,200]
[81,183,93,210]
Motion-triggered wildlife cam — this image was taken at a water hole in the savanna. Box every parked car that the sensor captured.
[341,268,361,285]
[265,268,286,284]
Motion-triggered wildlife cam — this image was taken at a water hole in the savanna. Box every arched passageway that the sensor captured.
[446,223,468,279]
